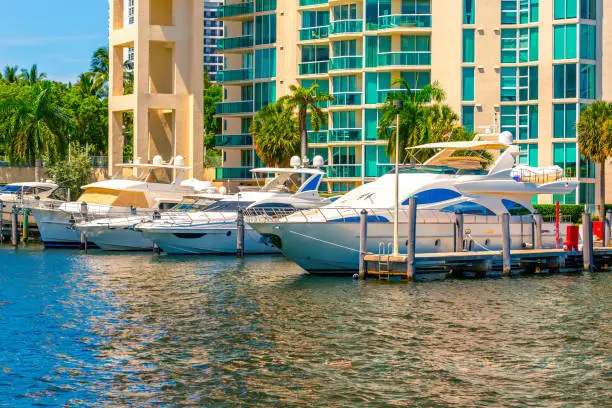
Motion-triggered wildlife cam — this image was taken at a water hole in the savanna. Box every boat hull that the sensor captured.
[31,208,82,247]
[249,220,568,273]
[80,226,153,251]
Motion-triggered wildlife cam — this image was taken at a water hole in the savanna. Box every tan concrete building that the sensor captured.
[108,0,204,180]
[216,0,611,205]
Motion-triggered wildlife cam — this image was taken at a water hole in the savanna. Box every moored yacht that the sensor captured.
[30,156,210,248]
[136,162,331,255]
[246,132,579,272]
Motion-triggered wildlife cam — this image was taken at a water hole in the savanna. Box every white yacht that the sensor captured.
[136,164,331,255]
[246,133,579,272]
[30,156,209,248]
[74,193,226,251]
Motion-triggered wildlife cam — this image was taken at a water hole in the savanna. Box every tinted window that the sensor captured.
[406,188,462,205]
[203,201,255,212]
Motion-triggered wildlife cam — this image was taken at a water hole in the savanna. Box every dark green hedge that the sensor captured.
[534,204,612,224]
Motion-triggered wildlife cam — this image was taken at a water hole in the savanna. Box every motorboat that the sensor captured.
[74,193,227,251]
[136,162,331,255]
[246,132,580,273]
[30,156,214,248]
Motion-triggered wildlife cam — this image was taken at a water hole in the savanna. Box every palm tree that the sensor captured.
[3,66,19,83]
[250,100,300,168]
[280,84,334,165]
[576,100,612,222]
[377,79,446,162]
[77,73,106,98]
[20,64,47,85]
[90,47,109,76]
[0,84,71,181]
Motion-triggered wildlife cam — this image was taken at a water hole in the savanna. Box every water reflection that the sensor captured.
[0,248,609,406]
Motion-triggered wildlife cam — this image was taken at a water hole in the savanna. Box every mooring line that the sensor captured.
[288,230,366,254]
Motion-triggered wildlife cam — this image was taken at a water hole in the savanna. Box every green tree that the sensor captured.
[203,74,222,149]
[3,65,19,83]
[377,79,448,162]
[45,143,93,200]
[0,84,71,181]
[280,84,334,164]
[20,64,46,85]
[250,100,299,167]
[576,100,612,221]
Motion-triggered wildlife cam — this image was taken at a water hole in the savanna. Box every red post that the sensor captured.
[555,200,560,249]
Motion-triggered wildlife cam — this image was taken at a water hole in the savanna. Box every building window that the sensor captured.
[255,0,277,13]
[255,14,276,45]
[553,104,577,138]
[579,182,595,204]
[462,105,475,133]
[580,0,596,20]
[554,0,577,20]
[501,0,539,24]
[128,0,135,25]
[501,28,538,63]
[254,48,276,79]
[579,64,596,99]
[254,81,276,110]
[332,146,357,164]
[241,150,253,167]
[501,105,538,140]
[462,67,475,101]
[580,25,596,60]
[463,29,475,63]
[553,63,577,99]
[333,4,357,20]
[553,24,577,60]
[501,67,538,102]
[518,144,538,167]
[463,0,475,24]
[553,142,577,177]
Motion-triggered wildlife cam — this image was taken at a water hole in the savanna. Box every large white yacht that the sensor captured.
[136,163,331,255]
[246,132,579,272]
[30,156,210,248]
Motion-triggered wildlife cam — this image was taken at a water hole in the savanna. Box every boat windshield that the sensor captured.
[250,172,301,193]
[202,200,255,212]
[172,198,218,212]
[111,167,172,184]
[388,165,459,175]
[0,185,31,194]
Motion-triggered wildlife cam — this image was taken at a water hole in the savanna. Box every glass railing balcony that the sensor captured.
[255,0,276,12]
[330,92,363,106]
[308,130,328,144]
[378,14,432,29]
[328,128,362,143]
[329,56,363,71]
[215,100,254,115]
[299,0,328,6]
[378,88,409,103]
[300,25,330,41]
[216,35,254,51]
[377,51,431,66]
[216,68,254,83]
[326,164,362,178]
[215,167,253,180]
[215,134,253,147]
[366,164,394,178]
[217,2,254,19]
[329,19,363,35]
[299,60,329,75]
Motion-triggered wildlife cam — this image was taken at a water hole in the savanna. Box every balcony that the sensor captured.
[328,128,362,143]
[215,167,253,180]
[329,56,363,71]
[299,0,328,7]
[326,164,362,178]
[330,92,363,106]
[377,52,431,67]
[300,25,330,41]
[215,134,253,147]
[378,14,432,30]
[366,164,394,178]
[216,68,254,84]
[378,88,408,103]
[216,100,254,115]
[216,35,254,52]
[217,2,254,20]
[329,20,363,36]
[308,130,328,144]
[298,61,329,76]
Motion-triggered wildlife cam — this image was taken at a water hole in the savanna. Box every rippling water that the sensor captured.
[0,246,610,407]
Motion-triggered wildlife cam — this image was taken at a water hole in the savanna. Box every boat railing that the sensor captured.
[137,210,239,228]
[512,166,564,184]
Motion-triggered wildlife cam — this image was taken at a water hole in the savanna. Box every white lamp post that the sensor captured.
[393,100,403,256]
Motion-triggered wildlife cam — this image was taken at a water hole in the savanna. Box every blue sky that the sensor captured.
[0,1,109,83]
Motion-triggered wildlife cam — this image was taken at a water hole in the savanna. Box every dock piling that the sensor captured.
[533,212,543,249]
[583,212,593,271]
[236,209,245,257]
[606,209,612,247]
[0,200,4,243]
[11,205,19,247]
[406,197,417,280]
[454,211,464,252]
[21,209,29,243]
[501,213,511,275]
[358,209,368,280]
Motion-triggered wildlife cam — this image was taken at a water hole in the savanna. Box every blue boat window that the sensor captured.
[502,199,531,215]
[404,188,461,205]
[441,202,496,216]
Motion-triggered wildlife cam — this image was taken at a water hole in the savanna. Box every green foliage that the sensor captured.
[204,81,222,149]
[45,144,93,200]
[250,100,300,167]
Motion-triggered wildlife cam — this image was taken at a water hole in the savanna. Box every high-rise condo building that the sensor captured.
[215,0,610,206]
[204,0,224,81]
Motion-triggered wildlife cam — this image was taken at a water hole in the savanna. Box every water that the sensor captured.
[0,247,610,407]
